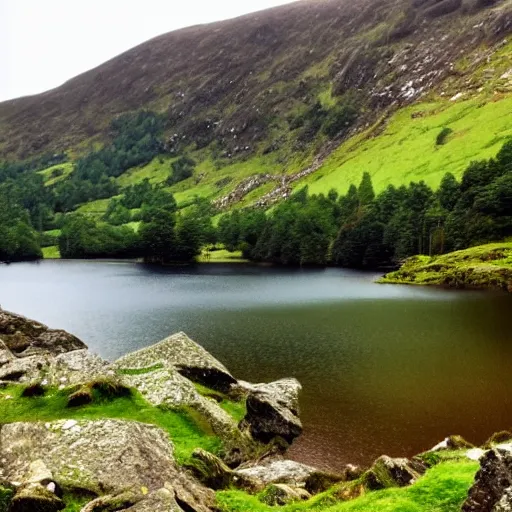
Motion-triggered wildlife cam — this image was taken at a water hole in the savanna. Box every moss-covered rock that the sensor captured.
[187,448,233,490]
[259,483,311,506]
[364,455,427,490]
[483,430,512,449]
[10,483,65,512]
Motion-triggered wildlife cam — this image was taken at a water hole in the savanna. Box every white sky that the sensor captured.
[0,0,298,102]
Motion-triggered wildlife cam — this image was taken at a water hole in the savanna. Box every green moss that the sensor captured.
[0,384,221,464]
[216,461,478,512]
[192,383,247,422]
[379,242,512,291]
[116,363,164,375]
[0,485,14,512]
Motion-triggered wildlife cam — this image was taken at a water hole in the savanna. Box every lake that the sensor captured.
[1,260,511,470]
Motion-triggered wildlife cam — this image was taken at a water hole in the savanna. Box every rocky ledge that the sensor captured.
[0,308,510,511]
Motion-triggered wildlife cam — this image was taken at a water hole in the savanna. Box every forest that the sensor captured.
[0,108,510,266]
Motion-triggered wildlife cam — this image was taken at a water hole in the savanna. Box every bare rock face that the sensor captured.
[0,309,86,356]
[113,332,237,392]
[239,378,303,446]
[364,456,427,490]
[462,446,512,512]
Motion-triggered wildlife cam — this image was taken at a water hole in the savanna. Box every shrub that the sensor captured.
[436,127,453,145]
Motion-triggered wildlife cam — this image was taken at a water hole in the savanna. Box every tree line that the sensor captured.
[0,132,510,265]
[217,139,512,267]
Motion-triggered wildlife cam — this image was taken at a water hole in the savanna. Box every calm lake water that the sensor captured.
[1,260,511,470]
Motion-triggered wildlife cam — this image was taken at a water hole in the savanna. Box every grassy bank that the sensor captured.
[218,458,478,512]
[0,384,221,464]
[379,242,512,291]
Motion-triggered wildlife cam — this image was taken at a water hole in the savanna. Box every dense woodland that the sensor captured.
[0,108,510,265]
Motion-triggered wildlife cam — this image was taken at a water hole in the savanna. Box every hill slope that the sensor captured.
[1,0,512,212]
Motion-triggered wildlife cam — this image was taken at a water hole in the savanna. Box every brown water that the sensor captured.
[1,260,511,470]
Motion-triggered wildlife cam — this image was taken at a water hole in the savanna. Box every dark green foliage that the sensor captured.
[58,215,139,259]
[0,191,42,262]
[436,127,453,145]
[322,100,359,138]
[218,138,512,268]
[357,172,375,205]
[103,199,132,225]
[167,156,196,185]
[0,485,14,512]
[54,111,165,212]
[0,152,66,184]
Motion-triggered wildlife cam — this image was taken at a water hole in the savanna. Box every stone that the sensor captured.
[494,487,512,512]
[0,309,86,356]
[430,434,474,451]
[462,446,512,511]
[9,483,65,512]
[364,456,427,490]
[0,420,177,495]
[113,332,236,392]
[484,431,512,449]
[119,367,260,465]
[259,483,311,506]
[238,378,303,446]
[304,469,347,494]
[235,459,317,486]
[187,448,233,490]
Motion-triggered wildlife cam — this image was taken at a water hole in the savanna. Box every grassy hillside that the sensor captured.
[379,242,512,291]
[304,94,512,196]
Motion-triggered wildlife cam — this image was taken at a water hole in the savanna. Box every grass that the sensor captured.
[0,384,221,464]
[76,197,116,217]
[379,242,512,291]
[192,383,247,422]
[304,94,512,196]
[38,162,74,186]
[42,245,61,259]
[216,461,478,512]
[116,156,177,188]
[197,249,249,263]
[116,364,164,375]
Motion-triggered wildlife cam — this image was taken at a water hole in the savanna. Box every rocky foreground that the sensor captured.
[0,308,511,511]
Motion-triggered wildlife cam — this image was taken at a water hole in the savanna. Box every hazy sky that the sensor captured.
[0,0,297,102]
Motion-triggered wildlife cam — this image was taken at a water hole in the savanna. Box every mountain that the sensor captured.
[1,0,512,211]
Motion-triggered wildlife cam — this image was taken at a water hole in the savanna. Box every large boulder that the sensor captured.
[364,456,427,490]
[235,459,317,486]
[0,420,216,511]
[0,309,86,356]
[462,446,512,512]
[118,366,260,465]
[238,378,303,446]
[113,332,236,392]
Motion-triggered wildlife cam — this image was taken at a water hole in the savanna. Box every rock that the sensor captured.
[259,483,311,506]
[305,469,347,494]
[235,459,316,486]
[0,339,14,366]
[0,420,216,511]
[239,378,302,446]
[484,431,512,449]
[0,420,177,495]
[187,448,233,490]
[21,382,46,397]
[364,456,427,490]
[10,483,65,512]
[430,434,474,451]
[494,487,512,512]
[113,332,236,392]
[25,460,55,487]
[0,309,86,356]
[80,491,142,512]
[462,446,512,512]
[119,367,258,465]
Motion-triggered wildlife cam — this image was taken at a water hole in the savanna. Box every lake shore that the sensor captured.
[379,242,512,292]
